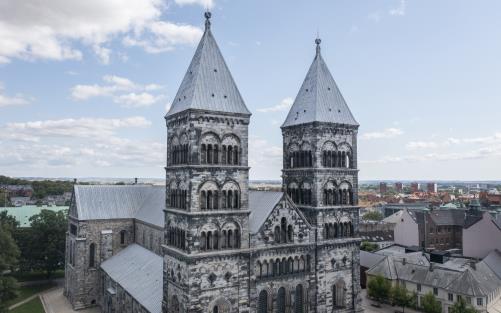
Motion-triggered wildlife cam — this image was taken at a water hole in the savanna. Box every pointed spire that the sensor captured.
[204,11,211,30]
[166,11,250,117]
[282,39,358,128]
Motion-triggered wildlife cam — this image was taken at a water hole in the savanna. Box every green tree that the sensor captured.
[362,211,384,221]
[0,213,20,313]
[367,275,391,305]
[25,210,67,278]
[360,241,379,252]
[391,283,412,313]
[450,298,477,313]
[422,292,442,313]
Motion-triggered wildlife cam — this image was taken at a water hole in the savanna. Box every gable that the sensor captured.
[253,193,312,244]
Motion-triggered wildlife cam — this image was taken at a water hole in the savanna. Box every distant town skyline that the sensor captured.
[1,0,501,180]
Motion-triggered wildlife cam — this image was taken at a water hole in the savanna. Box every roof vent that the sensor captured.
[224,95,227,99]
[211,93,215,97]
[214,69,218,72]
[306,88,309,92]
[328,87,331,91]
[338,109,341,113]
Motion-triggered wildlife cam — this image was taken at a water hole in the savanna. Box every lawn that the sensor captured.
[10,297,45,313]
[5,283,55,308]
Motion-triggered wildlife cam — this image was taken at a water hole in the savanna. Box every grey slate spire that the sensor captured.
[166,12,251,117]
[282,38,358,127]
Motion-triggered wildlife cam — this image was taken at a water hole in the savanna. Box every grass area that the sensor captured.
[10,297,45,313]
[5,283,55,308]
[13,269,64,282]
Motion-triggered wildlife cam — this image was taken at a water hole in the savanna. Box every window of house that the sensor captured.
[477,298,483,306]
[417,284,421,292]
[466,297,471,304]
[89,243,96,268]
[457,295,462,302]
[70,224,77,235]
[448,293,453,301]
[120,230,126,245]
[433,288,438,296]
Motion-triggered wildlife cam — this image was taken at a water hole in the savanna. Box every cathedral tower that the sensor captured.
[163,12,251,313]
[281,39,363,313]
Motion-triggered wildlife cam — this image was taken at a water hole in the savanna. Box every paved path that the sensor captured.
[40,288,100,313]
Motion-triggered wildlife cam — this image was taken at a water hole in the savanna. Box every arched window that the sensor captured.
[277,287,286,313]
[281,217,287,243]
[171,295,180,313]
[274,226,281,243]
[221,181,240,209]
[287,182,299,203]
[333,281,346,308]
[300,182,312,205]
[322,141,337,168]
[222,135,241,166]
[200,133,220,165]
[89,243,96,268]
[200,181,219,211]
[201,232,207,250]
[323,181,338,206]
[295,284,304,313]
[287,225,294,242]
[258,290,268,313]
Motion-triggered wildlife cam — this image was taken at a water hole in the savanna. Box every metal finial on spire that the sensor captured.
[315,37,321,56]
[204,11,212,30]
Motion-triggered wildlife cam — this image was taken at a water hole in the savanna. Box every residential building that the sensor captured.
[427,182,438,193]
[379,182,387,194]
[463,211,501,259]
[395,182,403,193]
[366,249,501,313]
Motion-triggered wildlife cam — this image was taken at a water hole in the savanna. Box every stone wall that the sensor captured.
[64,218,134,310]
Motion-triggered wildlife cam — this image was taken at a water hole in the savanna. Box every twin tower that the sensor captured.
[163,12,361,313]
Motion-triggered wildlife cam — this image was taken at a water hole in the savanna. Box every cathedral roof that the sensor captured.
[249,191,284,233]
[72,185,164,228]
[166,12,250,117]
[282,38,358,128]
[101,244,162,313]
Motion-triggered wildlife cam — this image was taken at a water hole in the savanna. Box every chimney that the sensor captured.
[134,178,138,185]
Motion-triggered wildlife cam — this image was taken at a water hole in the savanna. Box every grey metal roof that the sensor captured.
[360,251,386,269]
[248,190,284,234]
[282,41,358,128]
[483,249,501,279]
[101,244,163,313]
[166,18,250,117]
[73,185,165,228]
[428,210,465,226]
[367,250,501,297]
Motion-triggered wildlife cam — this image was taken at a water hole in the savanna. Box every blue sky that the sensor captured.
[1,0,501,180]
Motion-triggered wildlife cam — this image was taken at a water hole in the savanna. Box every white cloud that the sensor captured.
[361,128,403,140]
[389,0,406,16]
[0,83,32,107]
[71,75,165,107]
[115,92,164,108]
[0,0,202,64]
[2,116,151,141]
[406,141,440,150]
[122,21,202,53]
[174,0,214,8]
[257,97,293,113]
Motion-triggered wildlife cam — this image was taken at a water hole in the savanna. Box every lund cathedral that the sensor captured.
[64,12,363,313]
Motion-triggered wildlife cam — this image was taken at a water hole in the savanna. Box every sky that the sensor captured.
[1,0,501,181]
